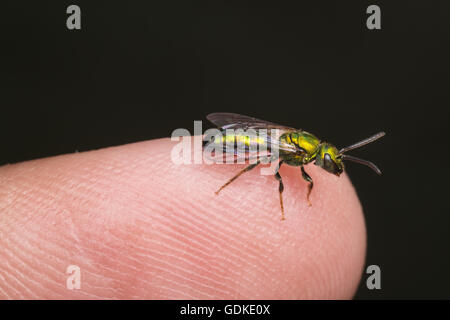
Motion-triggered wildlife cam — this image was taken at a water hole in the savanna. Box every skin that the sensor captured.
[0,138,366,299]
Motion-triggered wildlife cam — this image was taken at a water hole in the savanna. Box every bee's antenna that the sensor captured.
[341,154,382,175]
[339,132,385,154]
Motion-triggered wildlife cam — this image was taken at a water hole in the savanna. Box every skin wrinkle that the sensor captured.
[0,274,10,298]
[171,197,272,267]
[1,209,116,299]
[135,202,274,298]
[69,222,189,298]
[149,185,277,279]
[106,229,235,296]
[168,200,284,296]
[89,240,212,298]
[0,270,26,299]
[1,235,62,299]
[134,217,260,295]
[147,185,270,298]
[0,138,366,299]
[70,178,250,300]
[2,178,141,298]
[1,259,39,299]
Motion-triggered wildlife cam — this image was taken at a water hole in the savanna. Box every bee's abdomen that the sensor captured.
[203,130,273,163]
[215,131,267,150]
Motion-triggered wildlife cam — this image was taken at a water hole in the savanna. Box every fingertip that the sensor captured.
[154,138,367,299]
[0,138,366,299]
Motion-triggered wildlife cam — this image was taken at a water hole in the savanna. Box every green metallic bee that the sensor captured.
[203,113,385,220]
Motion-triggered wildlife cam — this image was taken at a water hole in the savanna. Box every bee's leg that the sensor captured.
[274,161,285,220]
[215,160,260,195]
[301,166,313,206]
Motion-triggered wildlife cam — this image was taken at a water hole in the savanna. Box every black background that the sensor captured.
[2,1,449,299]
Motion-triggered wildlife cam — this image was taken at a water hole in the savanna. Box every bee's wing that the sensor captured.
[203,142,274,163]
[206,113,296,131]
[203,118,298,164]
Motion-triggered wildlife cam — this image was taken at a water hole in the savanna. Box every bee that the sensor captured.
[203,113,385,220]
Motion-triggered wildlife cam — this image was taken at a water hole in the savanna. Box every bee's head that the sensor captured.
[314,143,344,176]
[315,132,386,176]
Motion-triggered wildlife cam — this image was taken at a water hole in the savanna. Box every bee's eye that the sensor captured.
[323,153,339,173]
